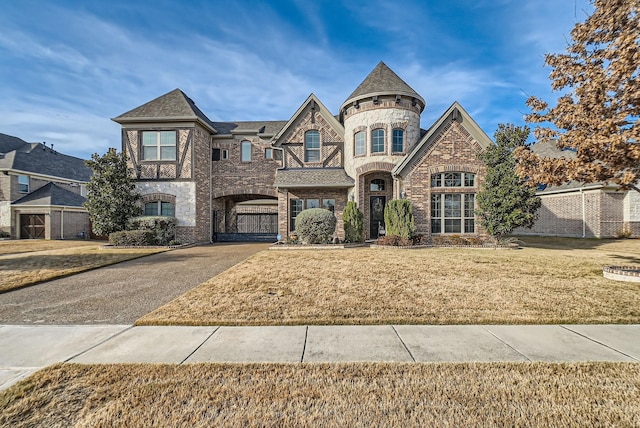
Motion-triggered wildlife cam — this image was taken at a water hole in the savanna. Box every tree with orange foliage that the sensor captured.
[515,0,640,193]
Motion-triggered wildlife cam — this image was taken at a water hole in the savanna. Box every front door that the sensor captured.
[370,196,386,239]
[20,214,45,239]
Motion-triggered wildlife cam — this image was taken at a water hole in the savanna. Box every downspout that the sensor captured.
[274,147,287,239]
[60,207,64,240]
[580,188,586,238]
[209,134,213,243]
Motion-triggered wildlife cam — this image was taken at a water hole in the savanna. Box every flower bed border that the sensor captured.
[603,265,640,283]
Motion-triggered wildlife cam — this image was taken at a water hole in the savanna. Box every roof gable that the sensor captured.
[341,61,425,111]
[112,89,217,133]
[393,101,493,177]
[0,133,30,154]
[13,182,86,207]
[271,94,344,146]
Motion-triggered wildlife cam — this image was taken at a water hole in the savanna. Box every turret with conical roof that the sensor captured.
[341,62,425,183]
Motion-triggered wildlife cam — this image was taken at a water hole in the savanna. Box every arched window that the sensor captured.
[354,131,366,156]
[305,130,321,162]
[241,141,252,162]
[371,129,385,153]
[370,179,385,191]
[144,201,175,217]
[392,129,404,153]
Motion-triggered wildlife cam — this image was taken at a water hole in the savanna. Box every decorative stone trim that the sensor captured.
[603,266,640,282]
[356,162,396,175]
[141,193,176,204]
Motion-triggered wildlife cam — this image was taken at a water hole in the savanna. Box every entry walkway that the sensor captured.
[1,324,638,391]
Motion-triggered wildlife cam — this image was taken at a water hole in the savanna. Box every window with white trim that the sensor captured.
[354,131,365,156]
[305,130,320,162]
[392,128,404,152]
[265,148,273,159]
[142,131,176,161]
[144,201,175,217]
[431,172,476,188]
[431,193,475,234]
[18,175,29,193]
[290,199,303,231]
[371,129,385,153]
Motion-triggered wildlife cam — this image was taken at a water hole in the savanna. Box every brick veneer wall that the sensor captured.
[401,121,486,236]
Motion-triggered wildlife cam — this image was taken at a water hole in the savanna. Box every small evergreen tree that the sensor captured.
[84,148,142,236]
[384,199,416,239]
[342,201,364,243]
[476,124,541,242]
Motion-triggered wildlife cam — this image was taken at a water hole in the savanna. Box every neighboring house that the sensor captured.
[0,133,92,239]
[514,140,640,238]
[112,62,495,243]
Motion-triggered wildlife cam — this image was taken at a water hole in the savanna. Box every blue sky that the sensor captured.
[0,0,592,160]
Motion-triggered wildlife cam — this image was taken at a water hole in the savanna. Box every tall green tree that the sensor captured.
[516,0,640,192]
[476,124,541,242]
[342,201,364,243]
[84,148,142,236]
[384,199,416,239]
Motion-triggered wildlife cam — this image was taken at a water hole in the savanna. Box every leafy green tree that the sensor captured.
[84,148,142,236]
[476,124,541,242]
[516,0,640,192]
[384,199,416,239]
[342,201,364,243]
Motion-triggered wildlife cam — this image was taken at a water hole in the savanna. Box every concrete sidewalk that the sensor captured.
[1,324,638,391]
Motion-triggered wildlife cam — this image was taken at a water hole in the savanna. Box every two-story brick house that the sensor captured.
[0,133,92,239]
[113,62,494,243]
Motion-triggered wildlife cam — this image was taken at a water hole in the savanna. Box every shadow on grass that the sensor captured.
[512,235,639,251]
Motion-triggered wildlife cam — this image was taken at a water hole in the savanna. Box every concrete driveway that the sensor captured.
[0,243,268,325]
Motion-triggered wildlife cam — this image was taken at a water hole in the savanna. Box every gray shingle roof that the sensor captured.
[0,136,91,182]
[112,89,217,132]
[13,182,86,207]
[212,120,288,136]
[0,133,29,154]
[274,168,354,188]
[342,61,425,109]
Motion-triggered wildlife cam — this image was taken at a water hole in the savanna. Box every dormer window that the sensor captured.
[142,131,176,161]
[305,130,320,162]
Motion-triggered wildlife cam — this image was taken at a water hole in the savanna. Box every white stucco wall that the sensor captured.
[0,201,10,229]
[137,181,196,227]
[624,188,640,221]
[343,106,421,179]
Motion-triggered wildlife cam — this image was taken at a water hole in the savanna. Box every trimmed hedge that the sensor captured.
[127,216,177,245]
[295,208,337,244]
[109,230,155,246]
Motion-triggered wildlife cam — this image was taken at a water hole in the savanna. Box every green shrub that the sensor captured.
[127,216,177,245]
[295,208,337,244]
[0,230,10,238]
[109,230,155,246]
[384,200,416,239]
[376,235,412,246]
[342,201,364,243]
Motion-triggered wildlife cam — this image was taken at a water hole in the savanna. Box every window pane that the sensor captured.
[323,199,335,212]
[431,219,441,234]
[370,179,385,191]
[464,219,475,233]
[142,132,157,146]
[464,194,475,218]
[241,141,252,162]
[160,131,176,146]
[265,148,272,159]
[431,194,441,217]
[290,199,303,231]
[444,194,461,217]
[144,202,158,216]
[355,131,365,156]
[372,129,384,153]
[444,219,461,233]
[431,174,442,187]
[161,202,174,217]
[143,146,158,160]
[305,131,320,162]
[305,149,320,162]
[222,149,229,160]
[444,172,461,187]
[18,175,29,193]
[392,129,404,152]
[464,173,475,187]
[306,199,319,209]
[160,146,176,160]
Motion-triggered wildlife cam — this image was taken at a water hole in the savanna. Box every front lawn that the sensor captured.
[0,244,167,293]
[1,362,638,427]
[0,239,98,256]
[137,237,640,325]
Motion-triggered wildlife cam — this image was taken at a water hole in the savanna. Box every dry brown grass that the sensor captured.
[0,239,99,255]
[0,245,167,293]
[1,362,638,427]
[138,237,640,325]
